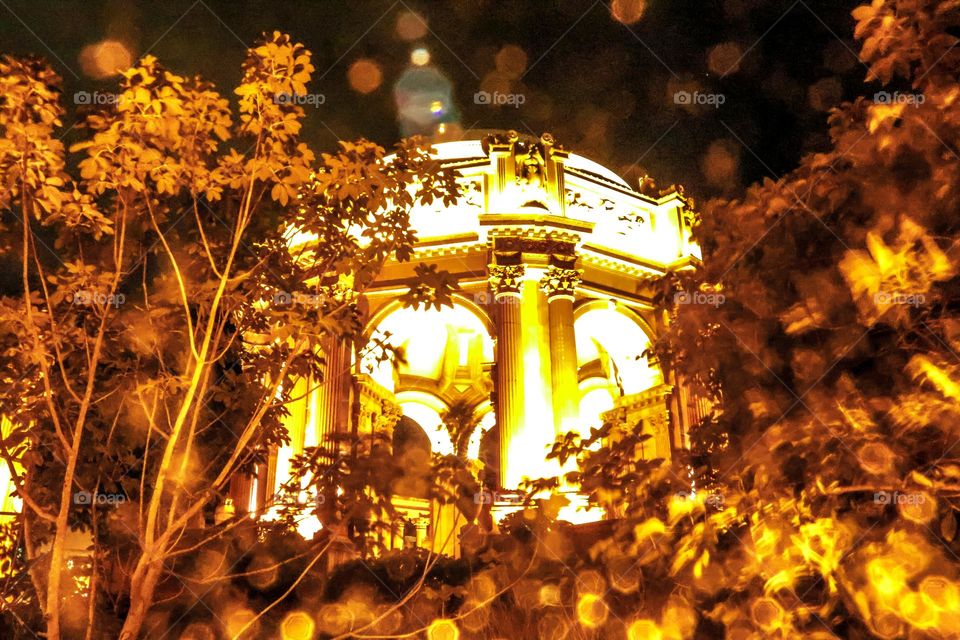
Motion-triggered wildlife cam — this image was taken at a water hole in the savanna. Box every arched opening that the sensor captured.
[574,304,662,435]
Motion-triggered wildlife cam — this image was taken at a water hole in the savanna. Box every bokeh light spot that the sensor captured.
[281,611,315,640]
[494,45,528,79]
[427,618,459,640]
[396,11,428,41]
[707,41,744,76]
[701,139,740,188]
[627,619,662,640]
[348,59,383,94]
[79,40,133,79]
[576,593,609,628]
[610,0,647,25]
[411,47,431,66]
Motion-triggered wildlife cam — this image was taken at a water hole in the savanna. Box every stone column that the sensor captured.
[489,264,523,489]
[315,335,351,457]
[490,261,561,488]
[541,267,581,438]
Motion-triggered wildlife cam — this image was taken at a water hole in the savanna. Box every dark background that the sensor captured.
[0,0,871,199]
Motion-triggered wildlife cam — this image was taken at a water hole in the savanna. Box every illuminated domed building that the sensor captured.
[234,131,705,552]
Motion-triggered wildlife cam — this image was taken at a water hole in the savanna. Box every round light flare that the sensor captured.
[610,0,647,25]
[281,611,315,640]
[576,593,609,629]
[224,608,258,638]
[576,569,607,596]
[411,47,431,66]
[538,613,570,640]
[920,575,960,610]
[459,599,490,633]
[872,610,903,639]
[426,618,460,640]
[245,554,280,590]
[318,603,356,636]
[538,583,562,607]
[396,10,428,41]
[701,139,740,188]
[899,491,937,524]
[607,555,642,594]
[627,619,662,640]
[858,442,895,475]
[706,41,744,76]
[429,99,445,115]
[494,44,528,79]
[749,597,784,631]
[467,572,498,601]
[348,58,383,94]
[79,40,133,79]
[899,591,939,629]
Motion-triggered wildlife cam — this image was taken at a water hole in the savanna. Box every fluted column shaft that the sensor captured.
[547,297,578,434]
[316,335,351,456]
[490,265,525,488]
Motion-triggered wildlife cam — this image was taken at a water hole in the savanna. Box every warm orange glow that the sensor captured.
[281,611,315,640]
[348,59,383,94]
[79,40,133,79]
[627,619,662,640]
[426,618,460,640]
[576,592,609,628]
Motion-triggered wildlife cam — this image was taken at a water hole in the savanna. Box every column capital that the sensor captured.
[488,264,525,299]
[539,266,581,301]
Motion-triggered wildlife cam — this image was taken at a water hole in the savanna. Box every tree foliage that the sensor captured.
[3,1,960,638]
[0,32,459,639]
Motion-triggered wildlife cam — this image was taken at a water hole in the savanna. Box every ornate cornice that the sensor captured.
[488,264,525,298]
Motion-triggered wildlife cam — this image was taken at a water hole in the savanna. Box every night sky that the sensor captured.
[0,0,869,198]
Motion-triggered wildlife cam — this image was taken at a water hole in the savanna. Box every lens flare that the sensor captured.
[576,593,609,628]
[627,619,661,640]
[427,618,459,640]
[281,611,315,640]
[348,59,383,94]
